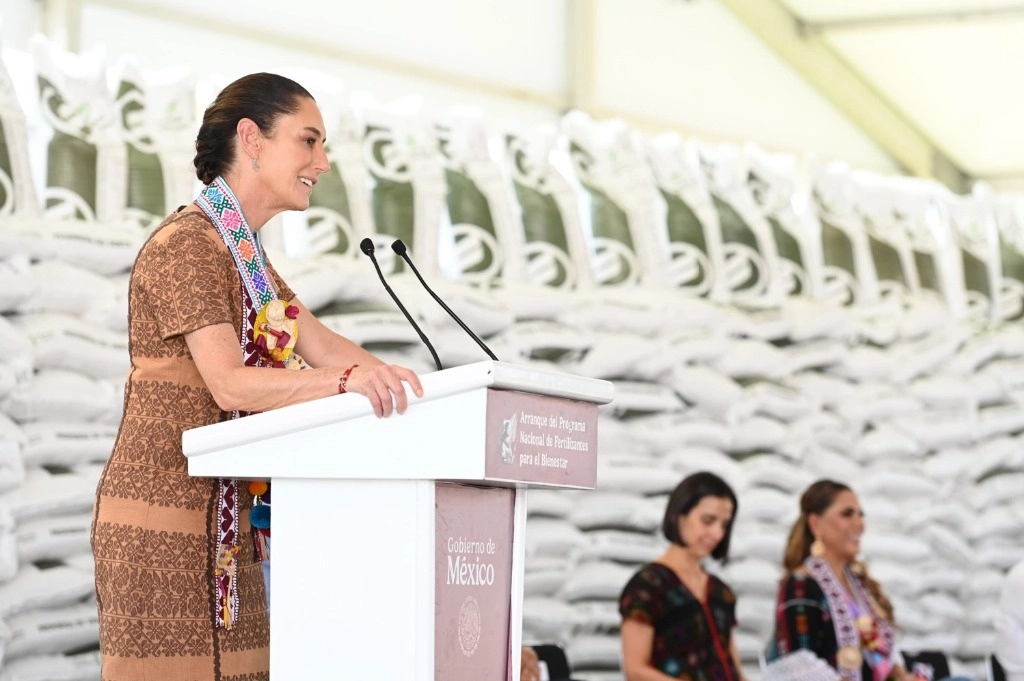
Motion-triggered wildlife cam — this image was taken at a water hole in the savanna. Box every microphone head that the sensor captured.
[359,238,375,255]
[391,239,408,256]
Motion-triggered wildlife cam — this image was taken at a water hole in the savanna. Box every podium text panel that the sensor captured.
[435,483,515,680]
[485,389,598,487]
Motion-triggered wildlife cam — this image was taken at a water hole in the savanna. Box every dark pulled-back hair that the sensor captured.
[193,72,314,184]
[661,471,738,563]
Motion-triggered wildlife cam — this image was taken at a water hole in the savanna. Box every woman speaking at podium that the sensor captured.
[90,72,422,681]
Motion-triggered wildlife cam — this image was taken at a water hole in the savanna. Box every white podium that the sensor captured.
[183,360,613,680]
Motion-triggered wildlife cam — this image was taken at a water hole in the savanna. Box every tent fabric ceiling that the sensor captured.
[1,0,1020,189]
[777,0,1024,181]
[781,0,1024,23]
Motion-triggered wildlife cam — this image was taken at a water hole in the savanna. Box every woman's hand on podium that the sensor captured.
[343,363,423,417]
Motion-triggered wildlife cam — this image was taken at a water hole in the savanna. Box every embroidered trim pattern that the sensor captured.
[196,177,276,309]
[803,557,895,681]
[195,177,280,629]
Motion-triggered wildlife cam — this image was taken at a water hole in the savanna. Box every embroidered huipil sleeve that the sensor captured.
[143,219,236,340]
[619,566,666,626]
[770,573,835,666]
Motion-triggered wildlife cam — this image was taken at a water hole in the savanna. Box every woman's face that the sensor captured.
[677,495,733,560]
[810,490,864,563]
[254,96,330,214]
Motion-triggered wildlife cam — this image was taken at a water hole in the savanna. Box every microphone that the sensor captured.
[390,239,499,362]
[359,238,443,372]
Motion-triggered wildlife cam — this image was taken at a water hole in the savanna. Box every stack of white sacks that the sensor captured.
[518,114,1024,681]
[1,32,1023,681]
[0,40,131,681]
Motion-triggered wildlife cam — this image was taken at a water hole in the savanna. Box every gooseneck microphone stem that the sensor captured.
[359,238,443,372]
[390,239,499,362]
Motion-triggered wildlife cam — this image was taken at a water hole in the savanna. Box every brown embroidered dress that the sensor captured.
[92,210,292,681]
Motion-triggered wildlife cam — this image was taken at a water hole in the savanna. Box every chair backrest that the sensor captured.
[901,650,950,680]
[988,653,1007,681]
[533,643,571,681]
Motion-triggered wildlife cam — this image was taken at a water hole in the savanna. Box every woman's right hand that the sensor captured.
[520,647,540,681]
[343,363,423,417]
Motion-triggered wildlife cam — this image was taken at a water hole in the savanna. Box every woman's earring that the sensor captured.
[251,157,260,171]
[810,537,826,557]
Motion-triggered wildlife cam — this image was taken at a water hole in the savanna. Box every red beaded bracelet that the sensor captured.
[338,364,358,394]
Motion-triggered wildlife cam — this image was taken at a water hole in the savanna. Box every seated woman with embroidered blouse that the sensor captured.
[618,471,745,681]
[768,479,967,681]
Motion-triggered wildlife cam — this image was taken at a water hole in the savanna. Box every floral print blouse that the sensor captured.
[619,563,740,681]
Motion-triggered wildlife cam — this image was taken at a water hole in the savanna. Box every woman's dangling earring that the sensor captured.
[251,157,260,171]
[810,537,826,557]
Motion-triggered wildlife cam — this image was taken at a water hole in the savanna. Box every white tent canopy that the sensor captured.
[2,0,1022,188]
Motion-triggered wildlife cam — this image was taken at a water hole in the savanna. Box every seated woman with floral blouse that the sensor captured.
[618,472,745,681]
